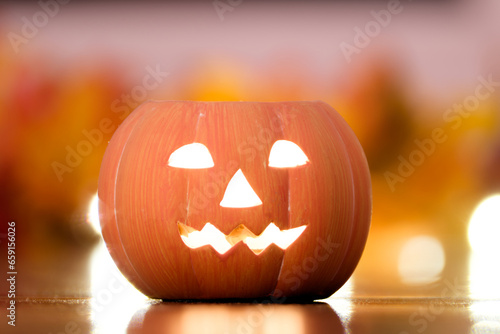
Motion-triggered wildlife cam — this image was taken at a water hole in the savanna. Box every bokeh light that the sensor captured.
[397,235,445,285]
[468,194,500,254]
[87,192,100,234]
[468,195,500,299]
[87,193,148,334]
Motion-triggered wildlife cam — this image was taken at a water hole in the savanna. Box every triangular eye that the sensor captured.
[268,140,309,168]
[168,143,214,169]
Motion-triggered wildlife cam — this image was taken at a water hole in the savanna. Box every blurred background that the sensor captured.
[1,0,499,333]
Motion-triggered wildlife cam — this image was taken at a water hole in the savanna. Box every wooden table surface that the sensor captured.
[2,238,499,334]
[2,295,495,334]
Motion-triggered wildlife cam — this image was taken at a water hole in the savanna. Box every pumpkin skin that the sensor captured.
[98,100,371,300]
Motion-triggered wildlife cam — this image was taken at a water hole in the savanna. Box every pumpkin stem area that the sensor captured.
[177,222,306,255]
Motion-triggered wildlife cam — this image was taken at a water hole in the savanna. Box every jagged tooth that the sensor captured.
[178,222,307,254]
[275,225,307,249]
[225,224,256,246]
[177,222,197,236]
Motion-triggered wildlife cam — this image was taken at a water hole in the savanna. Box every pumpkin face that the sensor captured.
[98,101,371,300]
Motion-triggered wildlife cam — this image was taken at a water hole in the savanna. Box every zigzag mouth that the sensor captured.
[178,222,307,255]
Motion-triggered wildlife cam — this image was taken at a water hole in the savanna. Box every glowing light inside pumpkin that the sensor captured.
[220,169,262,208]
[268,140,308,168]
[178,222,307,254]
[168,143,214,169]
[245,223,306,250]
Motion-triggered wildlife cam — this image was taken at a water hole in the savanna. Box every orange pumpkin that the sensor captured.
[98,101,371,300]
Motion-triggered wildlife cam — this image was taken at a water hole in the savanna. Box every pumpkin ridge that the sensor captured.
[112,102,158,295]
[186,102,215,293]
[317,105,356,290]
[318,102,372,296]
[183,104,207,295]
[270,104,290,296]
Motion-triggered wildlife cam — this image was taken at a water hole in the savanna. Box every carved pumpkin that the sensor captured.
[98,100,371,300]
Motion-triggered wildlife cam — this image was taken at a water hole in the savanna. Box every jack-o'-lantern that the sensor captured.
[98,100,371,300]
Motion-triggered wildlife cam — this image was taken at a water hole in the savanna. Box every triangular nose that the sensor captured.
[220,169,262,208]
